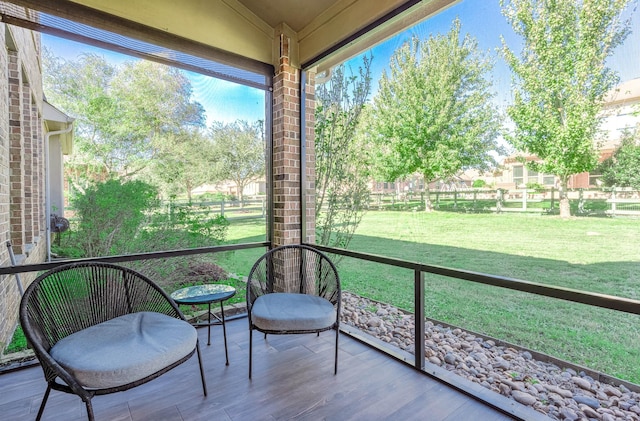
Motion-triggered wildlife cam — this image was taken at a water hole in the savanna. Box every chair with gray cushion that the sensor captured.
[19,262,207,421]
[246,244,341,378]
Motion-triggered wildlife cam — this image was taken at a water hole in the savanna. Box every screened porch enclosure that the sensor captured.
[1,1,640,421]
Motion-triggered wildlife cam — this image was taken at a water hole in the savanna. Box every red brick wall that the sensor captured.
[0,22,47,354]
[8,49,25,254]
[271,33,317,247]
[272,34,301,246]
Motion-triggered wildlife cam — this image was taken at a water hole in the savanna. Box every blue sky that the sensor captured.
[43,0,639,124]
[352,0,640,108]
[43,36,266,126]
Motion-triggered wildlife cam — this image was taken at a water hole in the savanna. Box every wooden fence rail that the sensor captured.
[167,197,267,220]
[366,188,640,216]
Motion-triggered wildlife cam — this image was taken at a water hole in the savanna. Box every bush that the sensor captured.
[171,202,230,239]
[172,262,229,286]
[71,179,159,257]
[124,202,229,287]
[526,182,545,192]
[64,179,231,292]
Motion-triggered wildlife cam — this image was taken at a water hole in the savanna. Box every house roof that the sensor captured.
[43,100,74,155]
[603,77,640,107]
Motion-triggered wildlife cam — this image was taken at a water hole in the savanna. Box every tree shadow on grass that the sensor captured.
[334,233,640,383]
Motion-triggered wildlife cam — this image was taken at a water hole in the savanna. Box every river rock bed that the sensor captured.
[341,292,640,420]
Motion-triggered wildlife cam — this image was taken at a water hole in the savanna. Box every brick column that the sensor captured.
[8,50,24,254]
[271,32,317,247]
[272,34,301,246]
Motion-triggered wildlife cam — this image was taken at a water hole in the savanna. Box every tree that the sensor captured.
[599,127,640,188]
[315,57,373,249]
[72,179,158,257]
[43,50,206,183]
[145,128,215,200]
[209,120,265,203]
[500,0,633,217]
[370,19,502,210]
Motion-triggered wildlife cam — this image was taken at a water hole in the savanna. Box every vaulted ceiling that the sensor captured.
[62,0,457,71]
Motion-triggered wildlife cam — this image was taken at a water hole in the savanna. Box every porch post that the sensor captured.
[272,30,316,246]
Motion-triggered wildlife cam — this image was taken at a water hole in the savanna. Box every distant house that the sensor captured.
[497,78,640,190]
[191,179,266,199]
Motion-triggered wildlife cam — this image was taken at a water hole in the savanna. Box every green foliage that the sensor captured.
[6,326,27,353]
[71,178,159,257]
[195,192,236,202]
[526,182,545,191]
[500,0,633,216]
[50,232,84,259]
[145,128,215,200]
[170,202,230,239]
[315,56,373,250]
[472,179,487,188]
[42,49,206,186]
[209,120,265,203]
[599,128,640,188]
[370,19,502,210]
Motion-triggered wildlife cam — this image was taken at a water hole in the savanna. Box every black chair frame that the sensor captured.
[19,262,207,421]
[246,244,341,378]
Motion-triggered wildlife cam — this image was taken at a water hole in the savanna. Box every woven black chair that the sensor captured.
[19,262,207,421]
[246,244,341,378]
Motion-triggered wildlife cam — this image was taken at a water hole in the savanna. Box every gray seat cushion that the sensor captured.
[251,293,336,332]
[50,311,197,389]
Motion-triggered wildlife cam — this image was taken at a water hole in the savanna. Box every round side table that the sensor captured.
[170,284,236,365]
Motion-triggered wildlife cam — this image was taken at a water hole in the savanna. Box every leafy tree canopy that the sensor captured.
[43,48,206,181]
[209,120,265,203]
[144,128,216,200]
[599,127,640,188]
[370,18,502,209]
[501,0,633,216]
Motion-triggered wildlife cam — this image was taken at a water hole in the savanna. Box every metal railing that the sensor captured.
[0,241,270,276]
[4,239,639,419]
[308,243,640,370]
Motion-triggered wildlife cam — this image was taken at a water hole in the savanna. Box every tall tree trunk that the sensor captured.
[186,181,192,202]
[559,177,570,218]
[237,181,244,207]
[423,176,432,212]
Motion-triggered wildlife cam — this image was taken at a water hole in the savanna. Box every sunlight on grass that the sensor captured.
[338,211,640,383]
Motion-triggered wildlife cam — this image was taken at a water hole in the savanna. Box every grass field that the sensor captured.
[8,213,638,384]
[333,211,640,384]
[216,212,640,383]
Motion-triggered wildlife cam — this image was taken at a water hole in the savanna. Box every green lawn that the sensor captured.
[8,213,639,384]
[333,211,640,384]
[215,212,640,383]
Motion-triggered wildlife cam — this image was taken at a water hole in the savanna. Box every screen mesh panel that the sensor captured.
[0,2,272,91]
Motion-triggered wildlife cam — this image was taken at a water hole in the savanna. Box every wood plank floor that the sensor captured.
[0,317,521,421]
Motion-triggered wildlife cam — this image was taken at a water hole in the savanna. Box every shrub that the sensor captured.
[173,262,229,286]
[71,178,158,257]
